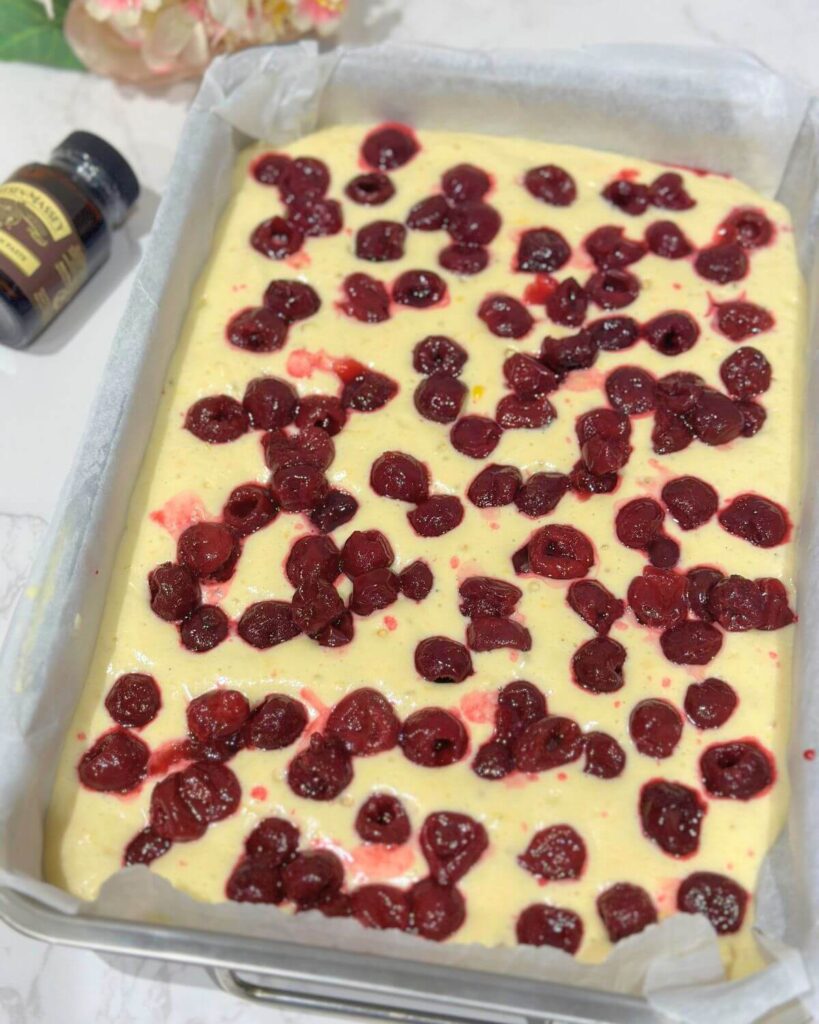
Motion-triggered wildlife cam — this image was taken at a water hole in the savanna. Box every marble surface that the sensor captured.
[1,1,818,1021]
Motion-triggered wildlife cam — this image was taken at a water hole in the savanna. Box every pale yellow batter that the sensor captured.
[46,125,805,975]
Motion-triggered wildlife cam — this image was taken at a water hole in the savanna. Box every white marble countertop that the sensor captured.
[1,2,817,1021]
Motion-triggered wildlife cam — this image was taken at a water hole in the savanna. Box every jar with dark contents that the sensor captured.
[0,131,139,349]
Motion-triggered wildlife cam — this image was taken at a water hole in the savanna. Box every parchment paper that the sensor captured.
[1,41,818,1024]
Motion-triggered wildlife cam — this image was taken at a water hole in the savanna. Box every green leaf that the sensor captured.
[0,0,84,70]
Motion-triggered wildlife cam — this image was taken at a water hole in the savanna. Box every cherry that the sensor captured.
[715,300,774,341]
[253,152,291,186]
[244,377,299,432]
[647,535,681,569]
[287,733,353,800]
[245,693,307,749]
[414,372,467,423]
[597,883,657,942]
[720,346,771,400]
[567,580,624,635]
[708,574,763,631]
[686,567,724,622]
[569,460,619,496]
[639,779,704,856]
[286,195,343,238]
[345,171,395,205]
[660,621,723,665]
[148,562,200,622]
[584,226,646,270]
[643,311,700,356]
[720,207,773,248]
[647,172,694,210]
[351,885,411,931]
[695,242,748,283]
[519,824,586,881]
[516,904,584,954]
[684,678,737,730]
[656,367,704,410]
[701,740,774,799]
[295,394,346,436]
[718,494,789,547]
[105,673,160,729]
[353,220,405,263]
[606,366,656,415]
[325,687,400,757]
[629,699,683,759]
[124,827,170,867]
[450,416,502,459]
[362,124,418,170]
[393,269,447,308]
[439,244,489,275]
[149,774,206,842]
[356,793,411,845]
[341,273,391,323]
[602,179,649,215]
[627,567,688,629]
[496,394,556,429]
[678,871,748,934]
[408,495,464,537]
[572,636,626,694]
[660,476,718,531]
[478,294,534,338]
[187,689,249,744]
[292,578,345,633]
[251,216,303,259]
[442,163,491,202]
[349,569,400,616]
[503,353,558,397]
[527,524,594,579]
[514,472,570,518]
[413,335,468,376]
[586,315,640,351]
[271,463,328,513]
[237,601,300,649]
[263,425,334,472]
[415,636,474,683]
[421,811,488,885]
[78,730,149,793]
[245,817,300,864]
[496,680,548,743]
[185,395,249,444]
[644,219,693,259]
[524,165,576,206]
[472,741,515,780]
[459,577,522,618]
[540,329,598,372]
[447,201,501,246]
[285,534,341,587]
[370,451,430,503]
[399,560,434,601]
[226,858,284,904]
[586,268,640,309]
[576,407,632,475]
[410,880,466,941]
[177,522,240,583]
[152,762,240,841]
[583,732,626,779]
[467,617,532,652]
[543,277,587,327]
[738,402,766,436]
[756,578,795,630]
[226,307,288,353]
[651,407,694,454]
[283,849,345,907]
[263,279,320,323]
[407,195,450,231]
[516,228,571,273]
[514,716,583,772]
[279,156,330,199]
[341,371,398,413]
[467,464,522,507]
[222,483,278,538]
[399,708,468,767]
[341,530,394,578]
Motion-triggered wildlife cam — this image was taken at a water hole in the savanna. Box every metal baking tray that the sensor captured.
[1,41,818,1024]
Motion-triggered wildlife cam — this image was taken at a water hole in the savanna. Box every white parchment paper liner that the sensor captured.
[1,41,818,1023]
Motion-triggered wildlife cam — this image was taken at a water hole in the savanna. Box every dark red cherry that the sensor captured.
[413,335,468,376]
[584,225,646,270]
[399,560,434,601]
[414,372,467,423]
[279,156,330,199]
[627,567,688,629]
[516,904,583,953]
[223,483,277,537]
[660,621,724,665]
[640,779,705,856]
[647,535,681,570]
[253,152,291,186]
[285,196,343,238]
[282,849,345,907]
[629,699,683,759]
[467,617,531,652]
[415,636,474,683]
[178,522,240,583]
[718,494,789,547]
[478,294,534,338]
[514,472,570,518]
[586,315,640,351]
[467,463,522,507]
[528,524,594,579]
[567,580,624,635]
[447,201,501,246]
[586,268,640,309]
[514,716,583,773]
[124,827,170,867]
[569,460,619,496]
[407,194,450,231]
[471,740,515,780]
[237,601,300,649]
[292,578,345,634]
[661,476,718,530]
[341,529,394,578]
[393,269,447,308]
[720,346,771,399]
[245,694,307,750]
[251,216,303,259]
[285,533,340,586]
[450,416,502,459]
[313,609,355,648]
[420,811,488,885]
[459,576,522,618]
[540,329,598,371]
[715,301,774,342]
[756,578,796,630]
[495,681,547,744]
[355,793,411,845]
[583,732,626,779]
[226,306,288,353]
[602,178,649,215]
[243,376,298,430]
[349,568,400,617]
[356,220,406,262]
[245,817,300,864]
[606,366,656,415]
[695,242,748,283]
[651,407,694,454]
[707,574,763,632]
[643,311,700,356]
[362,124,418,170]
[407,495,464,537]
[720,206,773,248]
[615,497,664,550]
[371,450,430,502]
[185,395,249,444]
[684,678,738,730]
[701,740,774,799]
[678,871,748,934]
[597,883,657,942]
[524,165,576,206]
[345,171,395,205]
[78,730,149,793]
[572,636,626,694]
[341,272,390,323]
[148,562,200,622]
[503,353,559,398]
[263,279,321,323]
[739,402,770,441]
[399,708,468,767]
[519,824,586,881]
[439,244,489,275]
[263,424,334,472]
[442,163,491,202]
[271,463,328,513]
[226,858,285,905]
[341,371,398,413]
[187,689,249,744]
[105,673,161,729]
[295,394,346,436]
[326,688,400,756]
[496,393,556,429]
[411,879,466,940]
[686,567,724,622]
[287,734,353,800]
[516,228,571,273]
[351,885,411,931]
[644,219,693,259]
[649,172,695,210]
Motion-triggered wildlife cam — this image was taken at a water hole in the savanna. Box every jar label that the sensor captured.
[0,180,87,326]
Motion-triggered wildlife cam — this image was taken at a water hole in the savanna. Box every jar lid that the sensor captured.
[54,131,140,211]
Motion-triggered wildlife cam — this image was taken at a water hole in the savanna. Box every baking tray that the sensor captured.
[1,41,818,1024]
